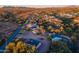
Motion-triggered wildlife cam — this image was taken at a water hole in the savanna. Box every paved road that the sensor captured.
[16,31,50,53]
[0,26,22,53]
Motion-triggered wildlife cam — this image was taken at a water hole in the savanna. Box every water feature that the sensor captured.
[52,36,62,41]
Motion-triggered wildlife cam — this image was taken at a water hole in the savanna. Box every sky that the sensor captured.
[0,5,70,8]
[25,5,69,8]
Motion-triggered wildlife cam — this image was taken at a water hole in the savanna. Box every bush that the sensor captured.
[50,41,72,53]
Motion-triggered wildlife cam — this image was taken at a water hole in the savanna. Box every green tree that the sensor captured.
[51,41,72,53]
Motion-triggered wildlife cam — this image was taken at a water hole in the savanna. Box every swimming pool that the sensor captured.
[51,34,62,41]
[52,36,62,41]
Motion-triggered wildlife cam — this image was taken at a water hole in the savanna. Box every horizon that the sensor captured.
[0,5,78,8]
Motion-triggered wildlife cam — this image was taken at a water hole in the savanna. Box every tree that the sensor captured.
[60,17,72,25]
[50,41,72,53]
[4,39,37,53]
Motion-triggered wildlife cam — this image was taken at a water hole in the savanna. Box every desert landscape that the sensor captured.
[0,6,79,53]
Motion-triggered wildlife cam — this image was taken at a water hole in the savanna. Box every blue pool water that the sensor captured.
[51,34,62,41]
[52,36,62,41]
[51,34,73,50]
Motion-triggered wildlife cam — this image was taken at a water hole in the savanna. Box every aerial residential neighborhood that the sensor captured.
[0,6,79,53]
